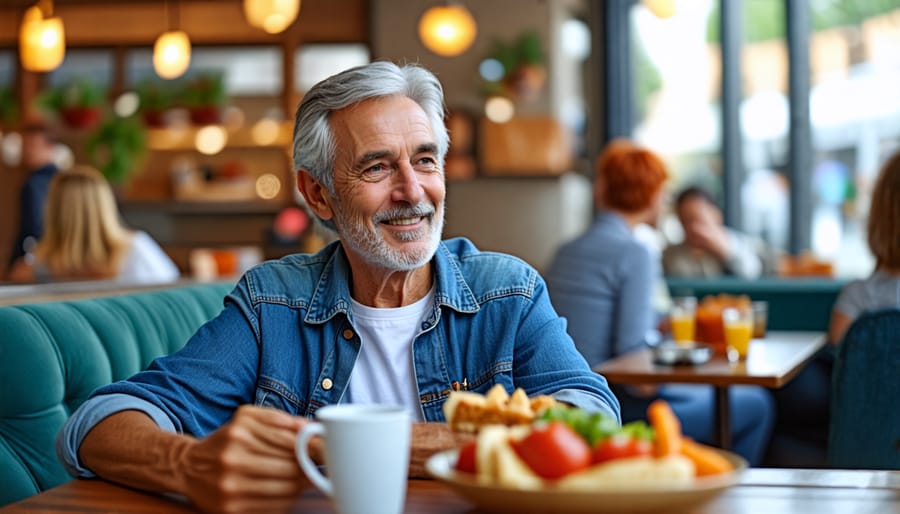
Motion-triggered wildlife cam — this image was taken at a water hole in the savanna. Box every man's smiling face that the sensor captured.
[326,95,445,271]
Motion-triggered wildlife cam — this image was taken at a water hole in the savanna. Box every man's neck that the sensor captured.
[349,261,434,308]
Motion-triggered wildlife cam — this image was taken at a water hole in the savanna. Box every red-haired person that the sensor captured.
[546,140,774,466]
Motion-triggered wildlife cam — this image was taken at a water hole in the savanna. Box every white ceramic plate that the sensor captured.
[426,448,746,514]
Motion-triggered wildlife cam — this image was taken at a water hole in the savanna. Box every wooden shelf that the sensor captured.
[120,200,287,215]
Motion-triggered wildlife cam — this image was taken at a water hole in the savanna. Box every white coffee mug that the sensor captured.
[295,404,411,514]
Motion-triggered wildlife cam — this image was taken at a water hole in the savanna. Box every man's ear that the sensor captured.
[297,169,335,222]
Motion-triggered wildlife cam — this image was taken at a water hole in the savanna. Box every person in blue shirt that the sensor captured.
[546,139,774,466]
[8,122,59,273]
[57,62,619,514]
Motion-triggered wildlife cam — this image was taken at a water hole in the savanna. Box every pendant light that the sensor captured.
[153,1,191,80]
[643,0,677,19]
[19,1,65,72]
[418,2,477,57]
[243,0,301,34]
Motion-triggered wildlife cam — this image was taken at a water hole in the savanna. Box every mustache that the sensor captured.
[373,204,435,224]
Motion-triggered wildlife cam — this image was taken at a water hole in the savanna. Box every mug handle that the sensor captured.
[295,422,332,496]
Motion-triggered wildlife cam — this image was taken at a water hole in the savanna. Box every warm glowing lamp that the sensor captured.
[153,30,191,79]
[19,5,65,72]
[244,0,301,34]
[418,4,477,57]
[643,0,677,19]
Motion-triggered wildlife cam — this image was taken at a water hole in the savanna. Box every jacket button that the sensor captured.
[322,378,334,390]
[342,329,354,340]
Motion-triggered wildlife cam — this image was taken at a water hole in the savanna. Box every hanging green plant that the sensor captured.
[86,115,147,184]
[35,78,107,129]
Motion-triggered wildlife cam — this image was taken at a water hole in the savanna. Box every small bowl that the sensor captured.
[652,342,712,366]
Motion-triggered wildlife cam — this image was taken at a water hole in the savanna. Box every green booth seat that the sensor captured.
[0,281,233,506]
[665,276,849,332]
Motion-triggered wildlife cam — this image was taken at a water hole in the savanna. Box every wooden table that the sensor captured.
[3,469,897,513]
[595,331,827,449]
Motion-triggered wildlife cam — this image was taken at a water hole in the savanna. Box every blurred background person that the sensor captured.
[8,165,179,285]
[767,149,900,467]
[663,186,778,279]
[828,149,900,343]
[8,122,60,273]
[546,140,774,465]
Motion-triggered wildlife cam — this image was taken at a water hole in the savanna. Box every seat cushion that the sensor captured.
[0,282,232,505]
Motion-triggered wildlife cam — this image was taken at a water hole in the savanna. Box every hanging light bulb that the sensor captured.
[19,4,66,72]
[244,0,301,34]
[153,1,191,80]
[418,3,477,57]
[154,30,191,79]
[643,0,677,19]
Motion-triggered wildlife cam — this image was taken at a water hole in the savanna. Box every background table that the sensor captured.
[595,331,826,448]
[2,469,897,513]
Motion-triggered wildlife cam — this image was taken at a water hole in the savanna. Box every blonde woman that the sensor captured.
[9,165,179,284]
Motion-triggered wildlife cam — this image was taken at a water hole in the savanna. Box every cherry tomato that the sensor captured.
[454,442,477,474]
[511,420,592,479]
[592,434,653,464]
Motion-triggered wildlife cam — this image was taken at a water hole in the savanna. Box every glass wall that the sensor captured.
[631,0,721,242]
[613,0,900,278]
[807,1,900,276]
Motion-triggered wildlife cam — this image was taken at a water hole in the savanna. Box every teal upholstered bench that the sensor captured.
[0,281,233,506]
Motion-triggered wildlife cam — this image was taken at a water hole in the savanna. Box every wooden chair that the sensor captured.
[828,308,900,469]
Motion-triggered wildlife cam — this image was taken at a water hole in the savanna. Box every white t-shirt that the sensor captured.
[346,287,434,422]
[118,231,180,284]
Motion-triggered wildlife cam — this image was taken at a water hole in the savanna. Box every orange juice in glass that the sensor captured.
[670,296,697,347]
[723,307,753,362]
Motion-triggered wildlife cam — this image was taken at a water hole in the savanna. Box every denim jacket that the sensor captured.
[58,238,619,476]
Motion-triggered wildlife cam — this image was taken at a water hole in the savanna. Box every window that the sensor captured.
[47,49,113,87]
[607,0,900,277]
[126,46,283,95]
[294,44,370,94]
[632,0,722,199]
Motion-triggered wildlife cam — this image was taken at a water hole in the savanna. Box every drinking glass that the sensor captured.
[670,296,697,347]
[723,306,753,363]
[751,301,768,339]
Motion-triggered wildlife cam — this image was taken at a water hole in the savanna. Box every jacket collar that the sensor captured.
[304,240,480,324]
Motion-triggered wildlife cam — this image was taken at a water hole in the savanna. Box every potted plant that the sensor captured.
[36,79,106,129]
[86,114,147,185]
[482,30,547,103]
[180,72,227,126]
[0,86,18,130]
[135,79,176,128]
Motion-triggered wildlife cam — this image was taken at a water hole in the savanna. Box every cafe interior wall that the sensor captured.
[372,0,594,271]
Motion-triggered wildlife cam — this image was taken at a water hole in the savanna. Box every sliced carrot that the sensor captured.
[647,399,682,457]
[680,438,734,476]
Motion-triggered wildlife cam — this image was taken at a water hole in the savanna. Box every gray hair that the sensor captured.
[292,61,449,195]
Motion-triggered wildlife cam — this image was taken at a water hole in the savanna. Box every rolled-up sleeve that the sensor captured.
[56,394,177,478]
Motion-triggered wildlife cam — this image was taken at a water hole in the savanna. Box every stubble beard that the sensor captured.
[334,201,444,271]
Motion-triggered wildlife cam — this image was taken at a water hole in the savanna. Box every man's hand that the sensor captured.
[409,422,475,477]
[177,405,315,514]
[685,220,731,262]
[79,406,320,514]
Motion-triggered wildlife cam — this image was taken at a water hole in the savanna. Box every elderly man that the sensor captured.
[57,62,619,513]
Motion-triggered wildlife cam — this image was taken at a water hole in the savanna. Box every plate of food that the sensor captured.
[428,386,746,514]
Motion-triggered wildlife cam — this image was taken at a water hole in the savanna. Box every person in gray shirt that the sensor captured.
[829,149,900,343]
